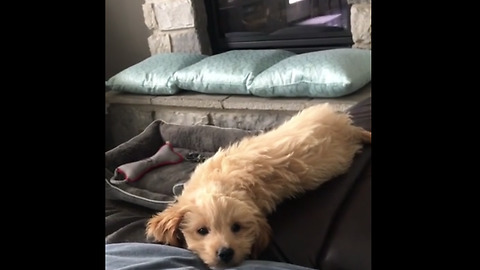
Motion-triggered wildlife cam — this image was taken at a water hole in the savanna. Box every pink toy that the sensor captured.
[111,141,184,182]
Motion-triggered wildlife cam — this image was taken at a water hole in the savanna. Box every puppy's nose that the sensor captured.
[217,247,234,263]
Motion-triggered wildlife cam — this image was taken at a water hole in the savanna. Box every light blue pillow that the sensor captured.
[105,53,208,95]
[173,50,295,95]
[248,48,371,98]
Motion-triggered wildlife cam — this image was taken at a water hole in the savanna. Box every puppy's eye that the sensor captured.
[231,223,241,233]
[197,227,209,235]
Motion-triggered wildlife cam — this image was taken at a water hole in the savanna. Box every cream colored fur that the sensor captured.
[146,103,371,268]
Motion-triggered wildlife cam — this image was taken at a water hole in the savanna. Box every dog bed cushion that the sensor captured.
[105,123,259,211]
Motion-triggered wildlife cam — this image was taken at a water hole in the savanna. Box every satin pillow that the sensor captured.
[173,49,295,95]
[248,48,371,98]
[105,53,207,95]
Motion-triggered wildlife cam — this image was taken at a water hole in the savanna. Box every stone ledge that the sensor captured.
[105,84,371,149]
[106,83,371,112]
[222,95,310,111]
[151,93,228,109]
[106,91,154,105]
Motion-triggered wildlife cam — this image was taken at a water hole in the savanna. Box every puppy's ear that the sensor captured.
[250,216,272,258]
[146,203,188,247]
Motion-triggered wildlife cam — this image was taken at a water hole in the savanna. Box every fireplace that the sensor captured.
[204,0,354,54]
[142,0,369,56]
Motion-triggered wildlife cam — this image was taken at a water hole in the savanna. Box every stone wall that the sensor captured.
[348,0,371,49]
[105,83,371,150]
[142,0,211,55]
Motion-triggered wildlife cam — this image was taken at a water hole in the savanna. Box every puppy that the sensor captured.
[146,103,371,268]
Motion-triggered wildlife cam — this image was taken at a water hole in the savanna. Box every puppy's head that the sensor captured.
[146,195,271,268]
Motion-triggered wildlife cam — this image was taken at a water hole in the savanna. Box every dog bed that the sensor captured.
[105,97,371,270]
[105,123,260,211]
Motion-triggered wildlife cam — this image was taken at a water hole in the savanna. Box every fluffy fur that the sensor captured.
[146,103,371,268]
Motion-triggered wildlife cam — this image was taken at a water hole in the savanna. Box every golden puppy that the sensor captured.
[146,103,371,268]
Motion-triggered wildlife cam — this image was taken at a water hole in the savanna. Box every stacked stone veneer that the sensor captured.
[142,0,211,55]
[348,0,371,50]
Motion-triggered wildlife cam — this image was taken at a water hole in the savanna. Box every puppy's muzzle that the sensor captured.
[217,247,234,263]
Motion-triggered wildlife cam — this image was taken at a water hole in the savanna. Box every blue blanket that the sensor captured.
[105,242,315,270]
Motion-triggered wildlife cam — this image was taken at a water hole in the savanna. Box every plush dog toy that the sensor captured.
[110,141,184,183]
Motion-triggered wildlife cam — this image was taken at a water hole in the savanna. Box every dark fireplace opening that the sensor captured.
[204,0,353,54]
